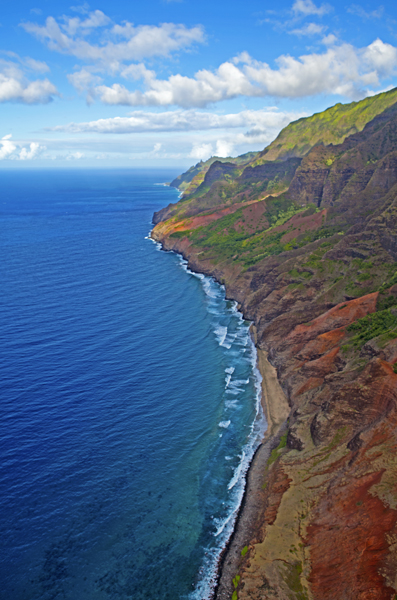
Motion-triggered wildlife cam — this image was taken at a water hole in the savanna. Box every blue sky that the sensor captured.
[1,0,397,167]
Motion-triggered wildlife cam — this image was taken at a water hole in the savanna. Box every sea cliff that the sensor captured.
[152,87,397,600]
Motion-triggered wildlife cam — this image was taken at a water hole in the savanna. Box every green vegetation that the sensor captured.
[267,432,288,467]
[173,88,397,208]
[377,290,397,311]
[283,561,308,600]
[338,268,397,354]
[259,87,397,163]
[233,575,241,588]
[167,87,397,240]
[324,427,348,452]
[177,199,330,268]
[241,546,248,557]
[169,230,188,239]
[346,309,397,349]
[297,225,346,249]
[170,153,258,195]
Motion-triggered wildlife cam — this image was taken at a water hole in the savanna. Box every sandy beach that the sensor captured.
[214,338,290,600]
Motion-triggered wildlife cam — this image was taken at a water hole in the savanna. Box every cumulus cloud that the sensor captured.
[0,135,17,159]
[90,39,397,107]
[189,143,213,161]
[322,33,338,45]
[19,142,46,160]
[0,135,46,160]
[48,107,301,134]
[290,22,326,36]
[62,9,111,36]
[292,0,332,17]
[67,68,103,91]
[0,59,58,104]
[95,61,258,107]
[363,38,397,77]
[22,12,205,71]
[0,71,58,104]
[216,139,234,157]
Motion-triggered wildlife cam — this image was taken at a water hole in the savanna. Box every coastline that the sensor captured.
[213,338,290,600]
[150,230,290,599]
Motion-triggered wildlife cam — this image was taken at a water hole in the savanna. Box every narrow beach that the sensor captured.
[214,338,290,600]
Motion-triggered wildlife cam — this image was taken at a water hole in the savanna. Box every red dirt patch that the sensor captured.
[170,198,269,235]
[295,376,324,396]
[286,293,378,357]
[298,327,346,361]
[307,468,397,600]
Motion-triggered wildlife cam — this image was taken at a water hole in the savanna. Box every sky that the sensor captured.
[1,0,397,168]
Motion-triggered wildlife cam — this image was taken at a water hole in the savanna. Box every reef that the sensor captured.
[152,87,397,600]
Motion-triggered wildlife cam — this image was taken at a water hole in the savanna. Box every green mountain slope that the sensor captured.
[169,87,397,218]
[259,87,397,162]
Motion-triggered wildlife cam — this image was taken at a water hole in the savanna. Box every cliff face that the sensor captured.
[152,90,397,600]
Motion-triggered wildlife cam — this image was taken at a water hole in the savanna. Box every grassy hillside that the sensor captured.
[170,152,258,195]
[170,88,397,214]
[257,87,397,162]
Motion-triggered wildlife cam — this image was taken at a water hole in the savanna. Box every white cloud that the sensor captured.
[322,33,337,45]
[0,59,57,104]
[148,142,168,157]
[216,139,234,157]
[62,10,111,36]
[0,135,46,160]
[0,135,17,159]
[0,71,58,104]
[90,39,397,107]
[22,13,205,71]
[23,57,50,73]
[66,151,85,160]
[3,52,50,74]
[49,107,301,134]
[292,0,332,16]
[363,38,397,78]
[19,142,46,160]
[290,22,326,36]
[120,63,155,81]
[189,143,213,161]
[67,68,103,98]
[95,61,258,107]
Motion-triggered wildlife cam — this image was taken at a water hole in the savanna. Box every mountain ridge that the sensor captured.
[152,88,397,600]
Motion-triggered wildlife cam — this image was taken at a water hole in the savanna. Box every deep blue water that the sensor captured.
[0,169,265,600]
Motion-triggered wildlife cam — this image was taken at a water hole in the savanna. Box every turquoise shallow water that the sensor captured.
[0,169,265,600]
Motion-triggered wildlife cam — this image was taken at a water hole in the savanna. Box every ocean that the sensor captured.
[0,169,265,600]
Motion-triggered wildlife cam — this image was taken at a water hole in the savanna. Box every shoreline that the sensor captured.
[213,338,290,600]
[149,231,290,599]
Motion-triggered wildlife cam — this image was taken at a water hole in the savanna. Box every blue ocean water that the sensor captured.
[0,169,265,600]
